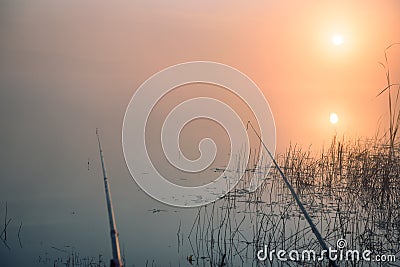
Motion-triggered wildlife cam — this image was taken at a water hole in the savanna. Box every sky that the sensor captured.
[0,1,400,265]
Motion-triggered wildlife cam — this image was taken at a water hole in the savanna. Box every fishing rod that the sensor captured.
[96,129,123,267]
[247,121,338,267]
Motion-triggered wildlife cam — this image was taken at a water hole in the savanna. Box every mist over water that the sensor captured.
[1,1,400,266]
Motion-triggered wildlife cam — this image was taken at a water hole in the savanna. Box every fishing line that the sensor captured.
[247,121,338,267]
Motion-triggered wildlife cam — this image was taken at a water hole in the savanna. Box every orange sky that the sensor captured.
[1,1,400,154]
[71,1,400,151]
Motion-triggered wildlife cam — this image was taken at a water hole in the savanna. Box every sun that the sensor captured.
[330,113,339,124]
[331,34,344,46]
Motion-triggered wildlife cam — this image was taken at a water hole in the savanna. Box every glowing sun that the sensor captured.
[330,113,339,124]
[332,34,344,46]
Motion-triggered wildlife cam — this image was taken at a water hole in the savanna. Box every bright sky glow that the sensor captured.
[332,34,344,45]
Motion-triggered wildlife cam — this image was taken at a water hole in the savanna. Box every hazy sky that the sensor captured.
[2,1,400,151]
[0,1,400,265]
